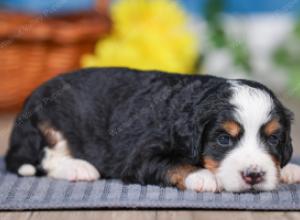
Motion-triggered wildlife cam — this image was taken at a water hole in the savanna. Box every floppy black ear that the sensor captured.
[280,108,294,168]
[192,119,209,158]
[281,137,293,168]
[171,116,208,164]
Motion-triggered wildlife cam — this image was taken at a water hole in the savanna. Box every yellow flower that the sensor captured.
[81,0,199,74]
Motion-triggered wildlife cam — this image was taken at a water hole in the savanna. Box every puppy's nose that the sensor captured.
[241,168,265,185]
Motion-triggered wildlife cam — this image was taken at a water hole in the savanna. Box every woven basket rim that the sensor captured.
[0,10,111,43]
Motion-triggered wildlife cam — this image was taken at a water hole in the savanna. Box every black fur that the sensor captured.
[5,67,293,187]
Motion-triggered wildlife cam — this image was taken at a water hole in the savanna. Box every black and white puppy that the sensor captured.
[5,67,300,192]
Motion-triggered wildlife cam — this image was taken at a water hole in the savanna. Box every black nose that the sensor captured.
[241,168,265,185]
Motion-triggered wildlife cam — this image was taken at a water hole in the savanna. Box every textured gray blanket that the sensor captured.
[0,158,299,210]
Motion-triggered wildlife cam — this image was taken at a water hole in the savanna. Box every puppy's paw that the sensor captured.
[281,163,300,184]
[47,158,100,182]
[18,164,36,176]
[184,169,222,192]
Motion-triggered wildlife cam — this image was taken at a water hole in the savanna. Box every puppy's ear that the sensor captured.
[281,137,293,168]
[281,108,294,168]
[191,119,209,159]
[172,117,208,163]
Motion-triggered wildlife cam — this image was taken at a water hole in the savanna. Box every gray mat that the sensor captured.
[0,158,300,210]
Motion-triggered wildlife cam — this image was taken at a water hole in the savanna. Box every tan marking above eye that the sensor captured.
[264,119,281,136]
[222,121,241,137]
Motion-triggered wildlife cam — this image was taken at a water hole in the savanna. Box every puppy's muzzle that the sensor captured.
[241,167,266,186]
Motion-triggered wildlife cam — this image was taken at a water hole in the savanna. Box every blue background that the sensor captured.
[1,0,300,15]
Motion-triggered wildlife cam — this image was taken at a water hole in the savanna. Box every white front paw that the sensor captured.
[281,163,300,184]
[46,158,100,182]
[184,169,222,192]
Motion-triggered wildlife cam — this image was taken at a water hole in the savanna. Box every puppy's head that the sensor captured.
[200,80,293,192]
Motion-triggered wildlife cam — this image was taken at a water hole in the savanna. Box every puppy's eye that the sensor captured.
[268,134,280,146]
[217,134,232,146]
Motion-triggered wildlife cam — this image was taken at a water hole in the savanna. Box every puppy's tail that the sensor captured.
[5,117,45,176]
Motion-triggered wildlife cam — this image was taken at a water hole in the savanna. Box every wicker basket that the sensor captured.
[0,7,111,111]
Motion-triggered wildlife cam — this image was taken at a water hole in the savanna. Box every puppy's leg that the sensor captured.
[167,165,222,192]
[6,119,45,175]
[280,163,300,184]
[39,122,100,181]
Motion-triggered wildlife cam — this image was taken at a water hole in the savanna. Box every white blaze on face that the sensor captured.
[216,81,278,192]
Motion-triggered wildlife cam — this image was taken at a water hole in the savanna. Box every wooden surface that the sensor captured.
[1,211,300,220]
[0,95,299,219]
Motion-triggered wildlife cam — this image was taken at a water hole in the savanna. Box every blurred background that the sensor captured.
[0,0,299,157]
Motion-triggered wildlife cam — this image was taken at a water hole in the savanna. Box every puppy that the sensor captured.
[5,67,300,192]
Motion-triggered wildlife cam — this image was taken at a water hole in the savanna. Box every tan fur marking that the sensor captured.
[167,165,197,190]
[264,119,281,136]
[38,122,64,147]
[271,155,281,180]
[222,121,241,137]
[204,157,219,173]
